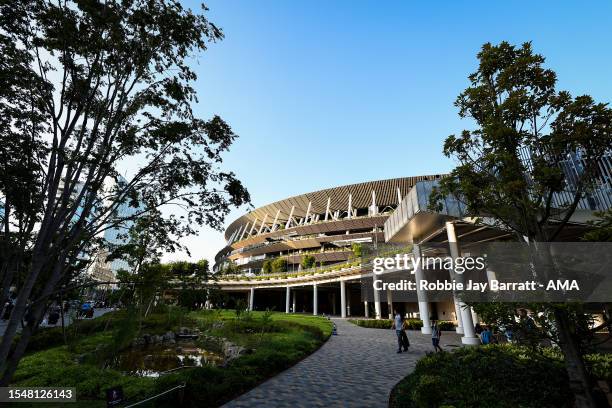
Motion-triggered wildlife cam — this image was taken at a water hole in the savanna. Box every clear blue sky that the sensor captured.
[166,0,612,264]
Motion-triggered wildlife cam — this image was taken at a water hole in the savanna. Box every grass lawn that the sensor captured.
[8,308,332,407]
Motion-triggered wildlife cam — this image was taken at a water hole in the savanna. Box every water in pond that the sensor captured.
[112,341,224,377]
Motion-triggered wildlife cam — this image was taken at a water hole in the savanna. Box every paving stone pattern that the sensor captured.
[224,318,463,408]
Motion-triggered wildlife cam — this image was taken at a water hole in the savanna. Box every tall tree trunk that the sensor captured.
[0,261,63,385]
[0,255,20,318]
[554,308,597,408]
[0,312,39,386]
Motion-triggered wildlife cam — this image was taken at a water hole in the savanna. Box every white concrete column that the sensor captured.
[471,307,480,324]
[373,278,382,319]
[446,221,480,345]
[346,287,351,317]
[486,268,498,289]
[364,301,369,318]
[386,290,393,319]
[292,290,297,313]
[454,299,464,334]
[340,280,347,318]
[285,286,290,313]
[313,284,318,315]
[413,244,432,334]
[248,287,254,311]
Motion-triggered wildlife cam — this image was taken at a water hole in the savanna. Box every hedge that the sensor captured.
[349,319,456,331]
[389,345,573,408]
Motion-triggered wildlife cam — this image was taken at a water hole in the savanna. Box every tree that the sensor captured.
[301,255,316,270]
[219,259,238,275]
[0,0,250,385]
[168,259,211,311]
[430,42,612,407]
[262,259,272,274]
[271,257,288,273]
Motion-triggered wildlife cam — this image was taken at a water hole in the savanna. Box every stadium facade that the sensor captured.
[214,156,611,345]
[213,175,466,336]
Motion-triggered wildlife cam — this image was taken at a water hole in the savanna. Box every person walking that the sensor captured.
[392,310,408,353]
[431,320,443,352]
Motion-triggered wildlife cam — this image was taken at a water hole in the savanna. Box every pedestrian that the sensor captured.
[2,300,14,320]
[480,325,493,345]
[391,310,408,353]
[431,320,443,352]
[47,307,60,325]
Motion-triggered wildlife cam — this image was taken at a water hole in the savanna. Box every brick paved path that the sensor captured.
[224,318,462,408]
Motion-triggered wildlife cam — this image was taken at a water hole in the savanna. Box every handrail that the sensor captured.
[123,383,186,408]
[158,365,197,375]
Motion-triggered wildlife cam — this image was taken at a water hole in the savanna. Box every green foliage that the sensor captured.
[584,353,612,381]
[234,299,248,318]
[271,257,288,273]
[26,312,121,353]
[471,302,599,351]
[109,306,139,353]
[349,319,393,329]
[430,41,612,242]
[15,310,332,406]
[583,209,612,242]
[349,319,455,331]
[262,259,273,274]
[300,255,316,270]
[12,336,155,401]
[436,321,456,331]
[390,345,572,408]
[0,0,251,383]
[158,311,332,407]
[351,243,363,257]
[428,41,612,405]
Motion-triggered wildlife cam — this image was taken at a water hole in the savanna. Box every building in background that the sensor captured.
[87,175,142,286]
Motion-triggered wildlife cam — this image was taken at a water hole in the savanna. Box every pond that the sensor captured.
[111,341,225,377]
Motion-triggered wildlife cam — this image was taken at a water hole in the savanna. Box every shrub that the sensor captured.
[271,257,287,273]
[349,319,393,329]
[585,353,612,381]
[389,345,572,408]
[262,259,272,274]
[403,319,423,330]
[437,320,456,331]
[348,319,424,330]
[301,255,316,270]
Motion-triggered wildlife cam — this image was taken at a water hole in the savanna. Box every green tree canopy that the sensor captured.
[271,257,288,273]
[301,255,316,270]
[0,0,249,385]
[431,41,612,408]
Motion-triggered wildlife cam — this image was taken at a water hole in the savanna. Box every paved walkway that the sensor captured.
[224,318,462,408]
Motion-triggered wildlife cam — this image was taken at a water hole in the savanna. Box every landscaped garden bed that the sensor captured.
[389,344,612,408]
[10,308,332,407]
